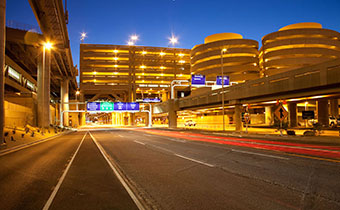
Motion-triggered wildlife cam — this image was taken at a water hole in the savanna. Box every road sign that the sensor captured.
[100,102,114,111]
[114,102,127,111]
[126,102,140,111]
[216,76,230,86]
[274,104,288,121]
[191,75,205,85]
[87,102,100,111]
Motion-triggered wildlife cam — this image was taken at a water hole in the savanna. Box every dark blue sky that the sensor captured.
[6,0,340,70]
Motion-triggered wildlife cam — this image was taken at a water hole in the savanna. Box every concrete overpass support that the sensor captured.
[288,103,298,127]
[0,0,5,146]
[318,99,329,127]
[234,104,242,132]
[168,99,178,129]
[265,106,273,125]
[37,49,51,129]
[330,99,339,117]
[61,79,69,127]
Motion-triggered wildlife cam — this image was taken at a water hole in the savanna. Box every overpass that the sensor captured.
[154,58,340,130]
[1,0,78,146]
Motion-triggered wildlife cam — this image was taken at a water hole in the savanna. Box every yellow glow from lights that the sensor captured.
[160,52,165,56]
[161,73,164,76]
[222,48,227,52]
[114,64,118,68]
[113,49,118,53]
[179,60,185,63]
[140,65,146,69]
[76,91,80,95]
[44,42,53,50]
[160,66,165,69]
[142,51,147,55]
[178,53,184,57]
[93,71,97,75]
[128,41,134,46]
[113,57,118,61]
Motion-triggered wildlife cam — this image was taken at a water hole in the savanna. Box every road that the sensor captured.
[0,128,339,210]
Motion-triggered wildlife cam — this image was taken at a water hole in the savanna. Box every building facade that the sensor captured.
[80,44,191,102]
[260,22,340,76]
[191,33,260,84]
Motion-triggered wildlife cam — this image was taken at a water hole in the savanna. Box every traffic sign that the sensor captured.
[274,104,288,122]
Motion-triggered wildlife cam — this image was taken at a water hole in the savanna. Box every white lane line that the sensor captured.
[143,133,153,137]
[174,154,215,168]
[89,132,145,210]
[42,132,88,210]
[231,149,289,160]
[118,134,123,138]
[134,140,145,145]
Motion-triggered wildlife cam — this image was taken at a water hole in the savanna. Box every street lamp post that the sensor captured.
[221,48,227,131]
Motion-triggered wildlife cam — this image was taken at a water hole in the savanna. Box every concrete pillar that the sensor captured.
[288,103,297,127]
[0,0,5,146]
[61,79,69,127]
[330,99,339,118]
[168,99,177,128]
[162,92,168,102]
[80,112,86,126]
[234,104,242,132]
[317,99,329,127]
[265,106,272,125]
[130,113,135,126]
[37,47,51,129]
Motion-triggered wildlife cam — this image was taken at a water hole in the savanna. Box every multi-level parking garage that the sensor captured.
[80,44,191,102]
[191,33,260,83]
[260,22,340,76]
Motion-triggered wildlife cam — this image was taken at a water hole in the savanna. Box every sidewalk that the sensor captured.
[0,126,73,153]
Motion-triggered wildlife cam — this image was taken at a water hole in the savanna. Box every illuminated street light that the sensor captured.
[44,42,53,50]
[80,32,86,43]
[130,35,139,41]
[128,41,134,46]
[169,35,178,47]
[76,90,80,95]
[221,48,228,131]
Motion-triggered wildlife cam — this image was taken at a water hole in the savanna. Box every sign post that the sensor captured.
[274,103,288,136]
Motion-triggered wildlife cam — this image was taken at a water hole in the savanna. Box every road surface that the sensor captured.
[0,128,339,210]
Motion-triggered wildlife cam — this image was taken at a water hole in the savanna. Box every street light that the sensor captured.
[80,32,86,43]
[169,35,178,47]
[221,48,227,131]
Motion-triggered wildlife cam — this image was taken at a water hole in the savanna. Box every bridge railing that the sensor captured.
[179,58,340,108]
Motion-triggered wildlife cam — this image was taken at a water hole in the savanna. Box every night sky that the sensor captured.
[6,0,340,73]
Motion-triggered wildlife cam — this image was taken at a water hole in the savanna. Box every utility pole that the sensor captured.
[0,0,6,147]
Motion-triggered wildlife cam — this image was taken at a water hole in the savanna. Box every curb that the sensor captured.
[0,130,74,156]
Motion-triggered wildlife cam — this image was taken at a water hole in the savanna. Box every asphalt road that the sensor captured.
[0,128,339,210]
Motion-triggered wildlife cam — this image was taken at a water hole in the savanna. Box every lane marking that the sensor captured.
[231,149,290,160]
[134,140,146,145]
[118,134,123,138]
[174,154,215,168]
[285,153,340,163]
[42,132,87,210]
[89,132,145,210]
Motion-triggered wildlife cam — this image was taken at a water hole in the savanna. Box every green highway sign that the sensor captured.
[100,102,114,111]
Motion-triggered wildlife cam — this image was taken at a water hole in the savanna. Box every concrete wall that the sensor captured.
[4,97,35,128]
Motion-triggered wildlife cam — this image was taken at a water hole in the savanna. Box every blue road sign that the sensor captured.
[191,75,206,85]
[216,76,230,86]
[127,102,140,111]
[87,102,101,111]
[114,102,127,111]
